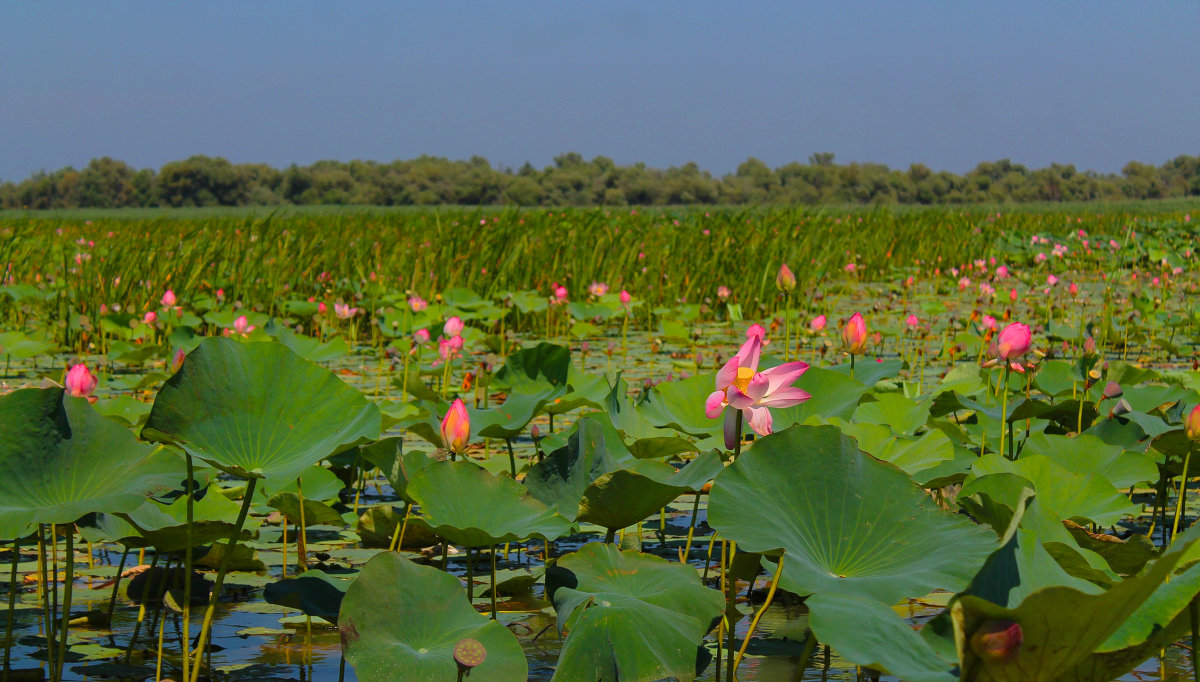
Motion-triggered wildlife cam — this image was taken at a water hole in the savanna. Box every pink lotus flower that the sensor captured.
[982,315,997,331]
[413,329,431,345]
[776,263,796,292]
[1187,404,1200,441]
[588,281,609,297]
[171,348,186,373]
[717,286,731,301]
[842,313,867,355]
[705,333,810,446]
[619,290,631,306]
[334,303,359,319]
[65,364,98,401]
[1069,282,1078,296]
[971,620,1023,662]
[995,322,1031,372]
[143,311,157,325]
[1046,275,1059,286]
[905,314,919,329]
[232,315,255,336]
[318,302,327,315]
[746,323,767,341]
[161,290,177,307]
[444,316,464,337]
[810,314,827,333]
[409,295,428,312]
[441,399,470,454]
[553,286,569,304]
[1009,288,1018,302]
[995,265,1009,279]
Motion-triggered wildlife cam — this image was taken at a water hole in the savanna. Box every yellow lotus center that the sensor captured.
[734,366,756,393]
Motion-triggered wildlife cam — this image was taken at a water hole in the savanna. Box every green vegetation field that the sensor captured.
[2,202,1200,681]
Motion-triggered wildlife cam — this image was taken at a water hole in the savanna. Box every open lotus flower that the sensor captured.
[706,333,810,448]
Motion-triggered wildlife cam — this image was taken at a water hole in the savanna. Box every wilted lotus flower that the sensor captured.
[776,263,796,293]
[65,364,98,402]
[444,316,464,337]
[441,399,470,454]
[842,313,867,355]
[971,620,1023,661]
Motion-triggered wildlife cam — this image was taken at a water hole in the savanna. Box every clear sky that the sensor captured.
[2,2,1198,181]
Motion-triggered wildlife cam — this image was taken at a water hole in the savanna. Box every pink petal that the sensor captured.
[760,387,811,408]
[727,386,756,410]
[744,372,770,402]
[715,357,739,391]
[759,361,809,394]
[745,406,773,437]
[724,409,740,450]
[734,335,762,372]
[705,390,727,419]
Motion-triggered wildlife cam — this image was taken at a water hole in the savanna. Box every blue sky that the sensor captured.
[2,2,1198,181]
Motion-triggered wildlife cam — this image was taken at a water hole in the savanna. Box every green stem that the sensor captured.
[55,531,73,682]
[4,537,19,678]
[105,548,129,625]
[37,526,54,679]
[182,455,195,682]
[505,438,516,478]
[732,554,784,674]
[999,366,1011,460]
[465,546,474,603]
[490,545,498,621]
[190,477,258,682]
[1172,448,1192,543]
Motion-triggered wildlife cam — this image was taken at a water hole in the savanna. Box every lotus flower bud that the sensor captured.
[619,290,631,306]
[161,289,176,307]
[717,286,731,301]
[413,329,431,345]
[810,314,826,333]
[172,348,186,373]
[143,311,157,325]
[1187,404,1200,441]
[970,620,1023,662]
[1083,336,1097,356]
[443,316,464,337]
[64,364,97,400]
[995,323,1031,360]
[530,424,540,441]
[905,314,919,329]
[441,399,470,454]
[842,313,867,355]
[776,263,796,293]
[554,286,569,303]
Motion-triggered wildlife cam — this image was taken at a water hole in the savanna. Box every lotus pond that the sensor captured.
[2,208,1200,681]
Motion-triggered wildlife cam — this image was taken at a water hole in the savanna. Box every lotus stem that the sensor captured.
[725,541,737,682]
[465,546,474,602]
[190,477,258,682]
[182,455,195,682]
[297,477,308,569]
[490,544,498,621]
[49,526,59,678]
[999,366,1011,460]
[679,492,702,563]
[154,604,166,682]
[849,353,855,380]
[505,438,516,478]
[604,528,616,544]
[55,530,73,682]
[282,521,289,579]
[124,550,161,664]
[392,503,413,552]
[4,537,19,678]
[732,554,785,674]
[37,525,55,679]
[1191,598,1199,682]
[1172,448,1193,543]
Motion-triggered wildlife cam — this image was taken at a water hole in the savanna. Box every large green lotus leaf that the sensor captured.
[92,487,263,551]
[266,323,350,363]
[493,341,570,397]
[826,358,903,386]
[708,425,996,603]
[636,374,723,446]
[970,454,1139,526]
[264,569,349,623]
[772,366,869,425]
[835,421,955,483]
[578,455,721,532]
[359,437,435,502]
[266,493,344,527]
[1032,359,1081,398]
[851,393,932,436]
[524,415,638,517]
[340,552,526,682]
[545,367,609,416]
[807,593,956,682]
[261,464,344,503]
[407,460,570,547]
[604,374,677,441]
[1020,433,1156,490]
[469,392,552,440]
[1121,383,1194,414]
[141,337,381,481]
[1063,521,1158,577]
[951,523,1200,682]
[0,331,56,360]
[0,388,181,538]
[546,542,723,682]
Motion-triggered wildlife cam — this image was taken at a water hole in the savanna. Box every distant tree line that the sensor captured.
[3,152,1199,209]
